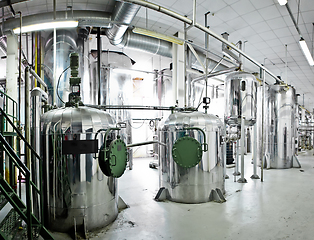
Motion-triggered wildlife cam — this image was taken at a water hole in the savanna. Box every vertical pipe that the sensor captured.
[25,67,31,171]
[97,28,101,105]
[285,44,288,84]
[238,116,247,183]
[251,123,259,179]
[261,69,266,182]
[18,12,22,128]
[53,28,57,105]
[192,0,196,25]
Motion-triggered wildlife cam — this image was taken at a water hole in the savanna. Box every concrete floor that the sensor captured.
[50,150,314,240]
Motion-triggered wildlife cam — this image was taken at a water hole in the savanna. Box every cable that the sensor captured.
[57,66,70,105]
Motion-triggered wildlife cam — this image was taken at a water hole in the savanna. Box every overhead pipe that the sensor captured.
[105,1,140,45]
[123,0,282,84]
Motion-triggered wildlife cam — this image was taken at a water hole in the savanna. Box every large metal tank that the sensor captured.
[159,111,225,203]
[257,84,297,168]
[41,106,120,233]
[224,72,258,126]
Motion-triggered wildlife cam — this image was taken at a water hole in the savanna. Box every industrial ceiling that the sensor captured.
[1,0,314,111]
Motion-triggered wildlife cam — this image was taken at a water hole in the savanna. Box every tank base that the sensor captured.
[237,177,247,183]
[250,174,260,179]
[225,174,230,179]
[209,188,226,203]
[233,171,241,176]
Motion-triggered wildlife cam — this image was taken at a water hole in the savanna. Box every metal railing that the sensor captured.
[0,106,47,239]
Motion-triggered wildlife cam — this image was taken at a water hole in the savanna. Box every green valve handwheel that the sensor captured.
[172,136,203,168]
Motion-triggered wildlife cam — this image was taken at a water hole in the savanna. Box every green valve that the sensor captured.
[172,136,202,168]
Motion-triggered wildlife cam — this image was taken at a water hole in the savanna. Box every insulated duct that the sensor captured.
[105,1,140,45]
[117,29,172,58]
[0,36,7,55]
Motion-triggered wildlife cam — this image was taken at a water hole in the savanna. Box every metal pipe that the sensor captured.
[85,104,192,111]
[261,69,266,182]
[127,140,166,148]
[286,3,302,37]
[97,27,101,105]
[238,116,247,183]
[251,124,259,179]
[29,68,47,89]
[18,11,22,128]
[123,0,282,84]
[25,67,31,170]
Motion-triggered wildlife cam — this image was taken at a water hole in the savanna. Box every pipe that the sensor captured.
[191,67,238,83]
[105,1,140,45]
[25,67,30,169]
[29,68,47,89]
[123,0,282,84]
[1,10,111,33]
[261,69,266,182]
[18,11,22,128]
[127,140,166,148]
[97,28,101,105]
[238,116,247,183]
[118,29,172,58]
[86,104,192,111]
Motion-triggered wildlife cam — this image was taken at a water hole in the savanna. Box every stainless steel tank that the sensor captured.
[266,84,297,168]
[159,111,225,203]
[41,106,119,232]
[257,84,297,169]
[224,72,258,126]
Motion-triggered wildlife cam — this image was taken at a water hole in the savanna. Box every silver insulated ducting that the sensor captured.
[105,1,140,45]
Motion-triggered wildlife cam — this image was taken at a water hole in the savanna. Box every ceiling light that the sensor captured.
[299,38,314,66]
[13,21,78,34]
[277,0,287,5]
[132,27,184,45]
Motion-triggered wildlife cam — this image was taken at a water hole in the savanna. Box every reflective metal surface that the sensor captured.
[159,111,225,203]
[41,106,118,232]
[257,84,297,169]
[90,51,133,167]
[224,72,258,126]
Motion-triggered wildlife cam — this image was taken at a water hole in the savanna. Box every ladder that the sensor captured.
[0,91,54,239]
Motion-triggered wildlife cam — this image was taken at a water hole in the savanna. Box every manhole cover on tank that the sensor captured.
[172,136,202,168]
[99,138,128,178]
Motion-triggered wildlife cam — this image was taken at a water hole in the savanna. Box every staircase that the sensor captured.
[0,90,54,240]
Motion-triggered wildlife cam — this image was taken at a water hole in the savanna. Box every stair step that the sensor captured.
[0,209,21,239]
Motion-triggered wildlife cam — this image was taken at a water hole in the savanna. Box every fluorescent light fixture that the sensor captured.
[132,27,184,45]
[299,38,314,66]
[13,20,78,34]
[277,0,287,5]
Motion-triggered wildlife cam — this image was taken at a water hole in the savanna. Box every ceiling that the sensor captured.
[1,0,314,111]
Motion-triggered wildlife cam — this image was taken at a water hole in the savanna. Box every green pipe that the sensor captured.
[184,127,208,152]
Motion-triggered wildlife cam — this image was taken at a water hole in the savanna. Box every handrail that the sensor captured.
[0,133,29,175]
[0,107,41,160]
[0,132,33,239]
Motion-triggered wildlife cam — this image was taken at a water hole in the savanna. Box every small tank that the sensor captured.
[159,111,225,203]
[258,84,297,168]
[224,72,258,126]
[41,106,127,233]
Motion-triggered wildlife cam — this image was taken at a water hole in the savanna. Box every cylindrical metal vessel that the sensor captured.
[159,111,225,203]
[257,84,297,168]
[224,72,258,126]
[41,106,118,232]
